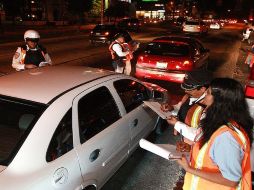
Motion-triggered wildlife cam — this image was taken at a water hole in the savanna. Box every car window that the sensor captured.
[78,87,120,144]
[185,21,199,25]
[0,96,46,166]
[145,42,190,57]
[114,79,149,113]
[46,109,73,162]
[94,24,116,30]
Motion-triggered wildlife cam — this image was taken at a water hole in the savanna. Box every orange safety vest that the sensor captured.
[20,47,46,64]
[181,95,205,129]
[183,122,251,190]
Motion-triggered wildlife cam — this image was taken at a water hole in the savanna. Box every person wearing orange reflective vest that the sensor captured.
[177,78,253,190]
[161,70,212,142]
[12,30,52,71]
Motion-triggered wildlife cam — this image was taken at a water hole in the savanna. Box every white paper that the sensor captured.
[139,139,182,160]
[143,101,172,119]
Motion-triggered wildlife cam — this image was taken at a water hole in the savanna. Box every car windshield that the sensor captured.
[94,25,116,30]
[0,96,46,166]
[185,21,199,25]
[145,42,190,57]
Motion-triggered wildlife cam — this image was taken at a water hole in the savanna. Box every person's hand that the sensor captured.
[177,154,191,172]
[25,64,37,69]
[161,103,174,112]
[166,116,178,126]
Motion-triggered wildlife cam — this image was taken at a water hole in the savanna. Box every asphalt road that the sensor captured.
[0,24,244,190]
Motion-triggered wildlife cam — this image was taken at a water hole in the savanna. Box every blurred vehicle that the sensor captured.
[89,24,131,45]
[209,22,221,29]
[135,36,210,83]
[242,27,254,44]
[245,65,254,99]
[117,18,141,31]
[175,17,186,26]
[183,20,208,34]
[0,65,166,190]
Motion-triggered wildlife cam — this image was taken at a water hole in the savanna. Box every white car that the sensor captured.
[209,22,221,29]
[0,66,164,190]
[242,27,254,43]
[183,20,208,34]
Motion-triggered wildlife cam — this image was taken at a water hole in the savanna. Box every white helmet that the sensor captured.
[24,30,40,41]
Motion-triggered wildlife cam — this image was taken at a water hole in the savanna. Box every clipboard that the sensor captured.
[143,101,172,119]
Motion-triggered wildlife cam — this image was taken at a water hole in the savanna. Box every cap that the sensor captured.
[181,70,212,90]
[114,33,125,40]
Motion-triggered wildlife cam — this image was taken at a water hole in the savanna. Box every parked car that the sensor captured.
[0,65,166,190]
[89,24,132,45]
[183,20,208,34]
[135,36,210,83]
[209,22,221,29]
[117,18,141,31]
[245,65,254,99]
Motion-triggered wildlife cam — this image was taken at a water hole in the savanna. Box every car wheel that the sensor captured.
[83,185,96,190]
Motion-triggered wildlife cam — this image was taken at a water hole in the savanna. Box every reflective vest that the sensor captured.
[108,41,126,61]
[183,122,251,190]
[179,95,205,129]
[20,46,46,65]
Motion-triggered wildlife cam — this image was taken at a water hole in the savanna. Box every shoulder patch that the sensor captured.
[14,52,20,59]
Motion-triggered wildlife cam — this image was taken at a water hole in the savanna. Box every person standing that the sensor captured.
[177,78,253,190]
[109,33,130,74]
[161,70,212,142]
[12,30,52,71]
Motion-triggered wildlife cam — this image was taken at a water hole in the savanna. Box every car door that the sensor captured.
[44,109,84,190]
[112,79,158,152]
[72,85,130,189]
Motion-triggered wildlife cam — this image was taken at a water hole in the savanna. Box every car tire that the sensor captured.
[83,185,96,190]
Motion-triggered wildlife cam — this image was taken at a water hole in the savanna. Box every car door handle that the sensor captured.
[130,119,138,128]
[89,149,101,162]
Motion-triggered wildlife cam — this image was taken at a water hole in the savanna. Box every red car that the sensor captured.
[245,65,254,98]
[135,36,210,83]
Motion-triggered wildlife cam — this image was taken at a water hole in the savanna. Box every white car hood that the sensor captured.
[0,165,6,172]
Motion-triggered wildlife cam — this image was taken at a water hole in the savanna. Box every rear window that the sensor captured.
[0,96,46,166]
[145,42,190,57]
[94,25,116,30]
[185,21,199,25]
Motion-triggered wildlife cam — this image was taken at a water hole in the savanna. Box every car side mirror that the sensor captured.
[143,81,168,103]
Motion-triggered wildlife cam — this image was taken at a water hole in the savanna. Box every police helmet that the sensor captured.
[24,30,40,42]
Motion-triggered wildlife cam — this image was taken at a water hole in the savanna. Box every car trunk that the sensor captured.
[137,54,193,71]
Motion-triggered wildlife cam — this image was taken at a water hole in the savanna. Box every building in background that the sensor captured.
[136,0,165,20]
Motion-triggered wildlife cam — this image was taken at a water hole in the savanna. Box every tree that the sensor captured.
[89,0,101,17]
[105,1,131,20]
[67,0,93,22]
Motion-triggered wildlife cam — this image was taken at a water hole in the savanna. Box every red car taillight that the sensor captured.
[245,79,254,98]
[104,32,109,36]
[137,56,144,66]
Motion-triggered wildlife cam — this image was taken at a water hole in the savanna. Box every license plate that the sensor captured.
[96,33,100,35]
[156,62,168,69]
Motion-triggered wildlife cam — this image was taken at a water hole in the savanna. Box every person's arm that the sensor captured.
[177,157,239,187]
[112,44,129,57]
[174,121,198,142]
[44,53,52,65]
[12,47,25,71]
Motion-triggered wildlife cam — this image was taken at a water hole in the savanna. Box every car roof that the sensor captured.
[0,66,115,104]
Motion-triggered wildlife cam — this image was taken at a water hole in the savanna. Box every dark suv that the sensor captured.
[117,18,141,31]
[89,24,132,45]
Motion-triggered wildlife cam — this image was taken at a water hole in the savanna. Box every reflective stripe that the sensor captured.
[190,143,208,190]
[189,124,247,190]
[191,106,203,128]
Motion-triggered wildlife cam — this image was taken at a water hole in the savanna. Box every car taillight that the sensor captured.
[198,26,201,29]
[183,60,190,65]
[105,32,109,35]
